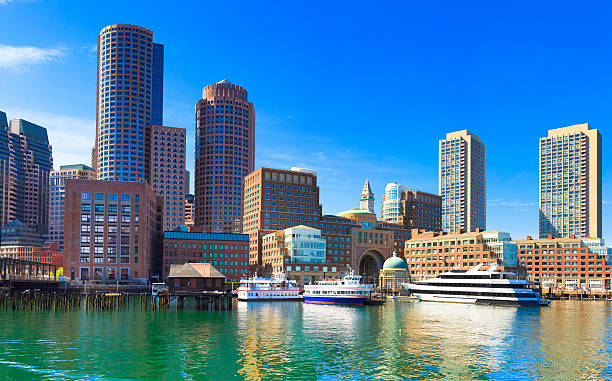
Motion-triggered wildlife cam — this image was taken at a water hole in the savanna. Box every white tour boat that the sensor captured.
[403,264,546,306]
[303,272,374,305]
[237,273,300,301]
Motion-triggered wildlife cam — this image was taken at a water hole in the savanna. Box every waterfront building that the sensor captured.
[360,179,375,213]
[243,167,322,266]
[168,262,225,292]
[150,125,187,231]
[336,208,411,284]
[63,180,163,283]
[0,242,62,266]
[261,225,340,283]
[381,182,442,233]
[404,229,520,281]
[49,164,95,251]
[184,194,194,226]
[194,80,255,233]
[318,215,357,268]
[539,124,602,239]
[94,24,164,182]
[0,220,44,247]
[162,230,249,282]
[515,236,612,290]
[0,113,53,234]
[379,251,410,293]
[439,130,486,234]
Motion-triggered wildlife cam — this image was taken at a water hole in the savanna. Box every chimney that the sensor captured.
[526,236,532,240]
[547,235,553,240]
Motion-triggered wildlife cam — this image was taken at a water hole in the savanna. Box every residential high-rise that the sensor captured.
[63,180,163,282]
[94,24,164,182]
[539,124,602,239]
[380,183,410,223]
[194,80,255,233]
[439,130,486,234]
[243,167,322,266]
[0,113,53,234]
[381,183,442,233]
[49,164,95,251]
[150,125,187,231]
[360,179,375,213]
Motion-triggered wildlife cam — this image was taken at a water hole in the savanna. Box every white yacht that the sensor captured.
[403,265,545,306]
[237,273,300,301]
[303,272,373,305]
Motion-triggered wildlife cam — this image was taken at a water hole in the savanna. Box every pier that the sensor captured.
[545,289,612,300]
[0,258,59,290]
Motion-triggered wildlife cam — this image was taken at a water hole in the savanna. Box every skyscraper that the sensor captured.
[0,113,53,234]
[380,182,442,233]
[381,182,410,223]
[150,125,187,231]
[439,130,486,234]
[49,164,95,251]
[94,24,164,182]
[195,80,255,233]
[360,179,374,213]
[539,123,602,238]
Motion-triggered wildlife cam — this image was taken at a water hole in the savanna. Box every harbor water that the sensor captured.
[0,300,611,380]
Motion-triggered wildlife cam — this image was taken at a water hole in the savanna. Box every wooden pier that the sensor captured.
[174,291,233,311]
[0,258,59,290]
[544,289,612,300]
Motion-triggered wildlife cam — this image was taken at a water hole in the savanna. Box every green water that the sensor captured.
[0,300,610,380]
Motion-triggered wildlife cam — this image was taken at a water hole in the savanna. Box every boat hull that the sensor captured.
[412,293,540,306]
[302,295,367,305]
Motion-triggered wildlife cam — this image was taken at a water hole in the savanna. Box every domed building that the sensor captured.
[379,251,411,294]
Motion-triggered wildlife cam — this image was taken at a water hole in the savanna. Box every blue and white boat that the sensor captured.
[303,272,373,305]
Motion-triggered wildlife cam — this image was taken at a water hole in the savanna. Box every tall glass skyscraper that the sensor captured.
[94,24,164,182]
[439,130,486,234]
[0,113,53,234]
[539,124,601,238]
[194,80,255,233]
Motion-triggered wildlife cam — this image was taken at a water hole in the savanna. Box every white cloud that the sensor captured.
[0,45,65,69]
[3,107,94,169]
[0,0,34,5]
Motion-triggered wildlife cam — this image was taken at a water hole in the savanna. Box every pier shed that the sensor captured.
[168,263,226,292]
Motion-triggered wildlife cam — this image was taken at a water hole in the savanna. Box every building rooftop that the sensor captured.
[168,263,225,279]
[164,231,249,241]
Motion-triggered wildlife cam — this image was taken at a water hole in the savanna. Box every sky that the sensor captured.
[0,0,610,240]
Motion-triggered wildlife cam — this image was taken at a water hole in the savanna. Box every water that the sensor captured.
[0,300,611,380]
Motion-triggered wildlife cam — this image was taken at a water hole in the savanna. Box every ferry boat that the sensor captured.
[403,265,545,306]
[237,273,300,301]
[303,272,373,305]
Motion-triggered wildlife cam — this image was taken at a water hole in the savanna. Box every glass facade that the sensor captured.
[96,24,164,182]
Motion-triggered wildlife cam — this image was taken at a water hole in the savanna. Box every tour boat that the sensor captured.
[237,273,300,301]
[302,272,373,305]
[403,264,545,306]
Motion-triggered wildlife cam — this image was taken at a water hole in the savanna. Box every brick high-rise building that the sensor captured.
[49,164,95,251]
[381,182,441,233]
[243,167,322,266]
[194,80,255,233]
[184,194,194,226]
[94,24,164,182]
[63,180,163,282]
[150,125,187,231]
[439,130,486,234]
[539,124,602,239]
[0,112,53,234]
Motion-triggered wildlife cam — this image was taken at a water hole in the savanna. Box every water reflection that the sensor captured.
[0,301,609,380]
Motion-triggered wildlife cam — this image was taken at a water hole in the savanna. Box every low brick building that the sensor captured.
[63,180,163,283]
[163,230,249,282]
[516,236,612,290]
[0,241,63,266]
[168,262,225,292]
[405,229,522,281]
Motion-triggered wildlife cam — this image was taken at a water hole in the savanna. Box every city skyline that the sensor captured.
[0,1,610,241]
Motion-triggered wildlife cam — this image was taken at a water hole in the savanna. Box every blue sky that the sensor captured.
[0,0,610,240]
